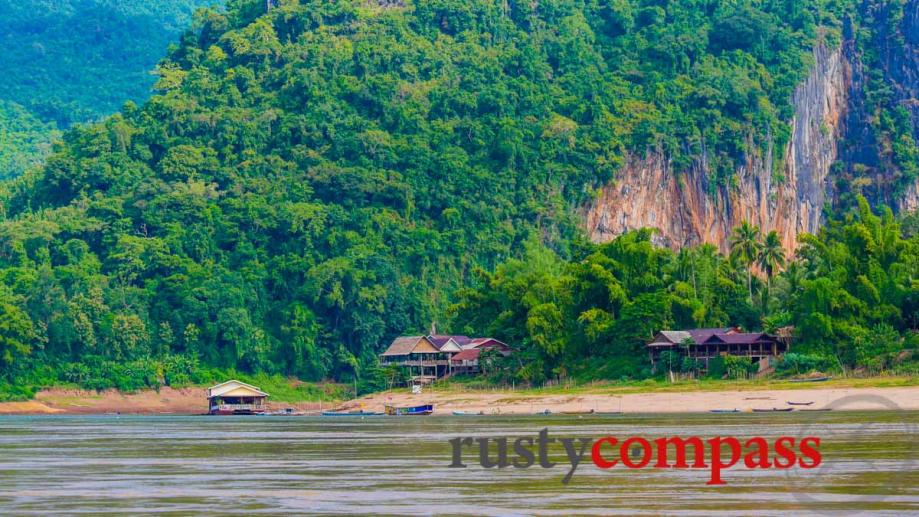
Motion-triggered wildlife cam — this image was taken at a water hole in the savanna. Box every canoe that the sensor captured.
[452,410,484,416]
[710,409,740,413]
[753,408,794,412]
[561,409,596,415]
[789,376,831,383]
[321,410,383,416]
[384,404,433,416]
[786,401,815,406]
[800,408,832,412]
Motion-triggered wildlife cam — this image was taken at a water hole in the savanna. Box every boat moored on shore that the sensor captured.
[384,404,434,416]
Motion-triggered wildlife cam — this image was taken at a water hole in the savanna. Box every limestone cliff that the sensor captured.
[585,45,849,253]
[839,0,919,214]
[900,180,919,213]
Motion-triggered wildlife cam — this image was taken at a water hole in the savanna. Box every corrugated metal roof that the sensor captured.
[451,348,480,362]
[660,330,692,343]
[207,380,269,398]
[429,335,471,347]
[463,337,509,350]
[704,333,772,344]
[649,328,741,347]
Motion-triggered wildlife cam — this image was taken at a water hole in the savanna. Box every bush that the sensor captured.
[775,352,835,376]
[723,356,757,379]
[706,356,727,379]
[0,383,35,401]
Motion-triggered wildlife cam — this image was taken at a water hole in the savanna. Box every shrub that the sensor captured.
[706,356,727,378]
[723,356,757,379]
[775,352,835,376]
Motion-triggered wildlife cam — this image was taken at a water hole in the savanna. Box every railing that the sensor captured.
[211,404,262,411]
[382,359,450,367]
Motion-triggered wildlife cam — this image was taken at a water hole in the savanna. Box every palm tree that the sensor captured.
[730,221,761,302]
[757,231,786,277]
[757,230,786,313]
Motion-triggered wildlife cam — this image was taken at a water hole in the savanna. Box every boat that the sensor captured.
[799,408,832,412]
[384,404,434,416]
[753,408,794,412]
[786,401,815,406]
[267,408,309,416]
[789,376,831,383]
[710,409,740,413]
[536,409,552,415]
[321,410,384,416]
[452,410,484,416]
[561,409,596,415]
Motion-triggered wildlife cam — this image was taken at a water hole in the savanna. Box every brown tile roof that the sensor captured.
[381,336,424,356]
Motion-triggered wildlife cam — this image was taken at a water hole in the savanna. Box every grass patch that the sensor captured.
[222,372,350,404]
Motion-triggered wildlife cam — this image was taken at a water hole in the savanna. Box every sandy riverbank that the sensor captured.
[337,385,919,414]
[0,387,323,415]
[1,383,917,415]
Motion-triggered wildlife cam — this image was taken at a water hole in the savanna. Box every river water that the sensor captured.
[0,412,916,515]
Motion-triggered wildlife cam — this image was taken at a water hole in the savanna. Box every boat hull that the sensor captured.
[384,404,434,416]
[209,409,266,415]
[321,411,383,416]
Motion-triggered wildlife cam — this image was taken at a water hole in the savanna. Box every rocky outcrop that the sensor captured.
[585,45,850,253]
[900,180,919,213]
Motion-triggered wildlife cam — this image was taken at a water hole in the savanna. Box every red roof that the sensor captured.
[464,338,509,350]
[451,348,481,362]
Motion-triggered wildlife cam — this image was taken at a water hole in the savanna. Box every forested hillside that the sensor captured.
[0,0,212,177]
[0,0,915,394]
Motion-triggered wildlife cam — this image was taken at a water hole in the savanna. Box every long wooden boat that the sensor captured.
[786,401,815,406]
[753,407,794,412]
[789,376,831,383]
[799,408,832,412]
[710,409,740,413]
[452,410,484,416]
[321,410,384,417]
[384,404,433,416]
[561,409,596,415]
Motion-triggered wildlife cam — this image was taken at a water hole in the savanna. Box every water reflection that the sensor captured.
[0,413,915,515]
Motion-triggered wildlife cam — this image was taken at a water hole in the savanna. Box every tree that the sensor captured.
[757,230,786,312]
[0,291,34,379]
[730,221,761,302]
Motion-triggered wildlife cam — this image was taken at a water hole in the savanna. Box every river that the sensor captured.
[0,412,915,515]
